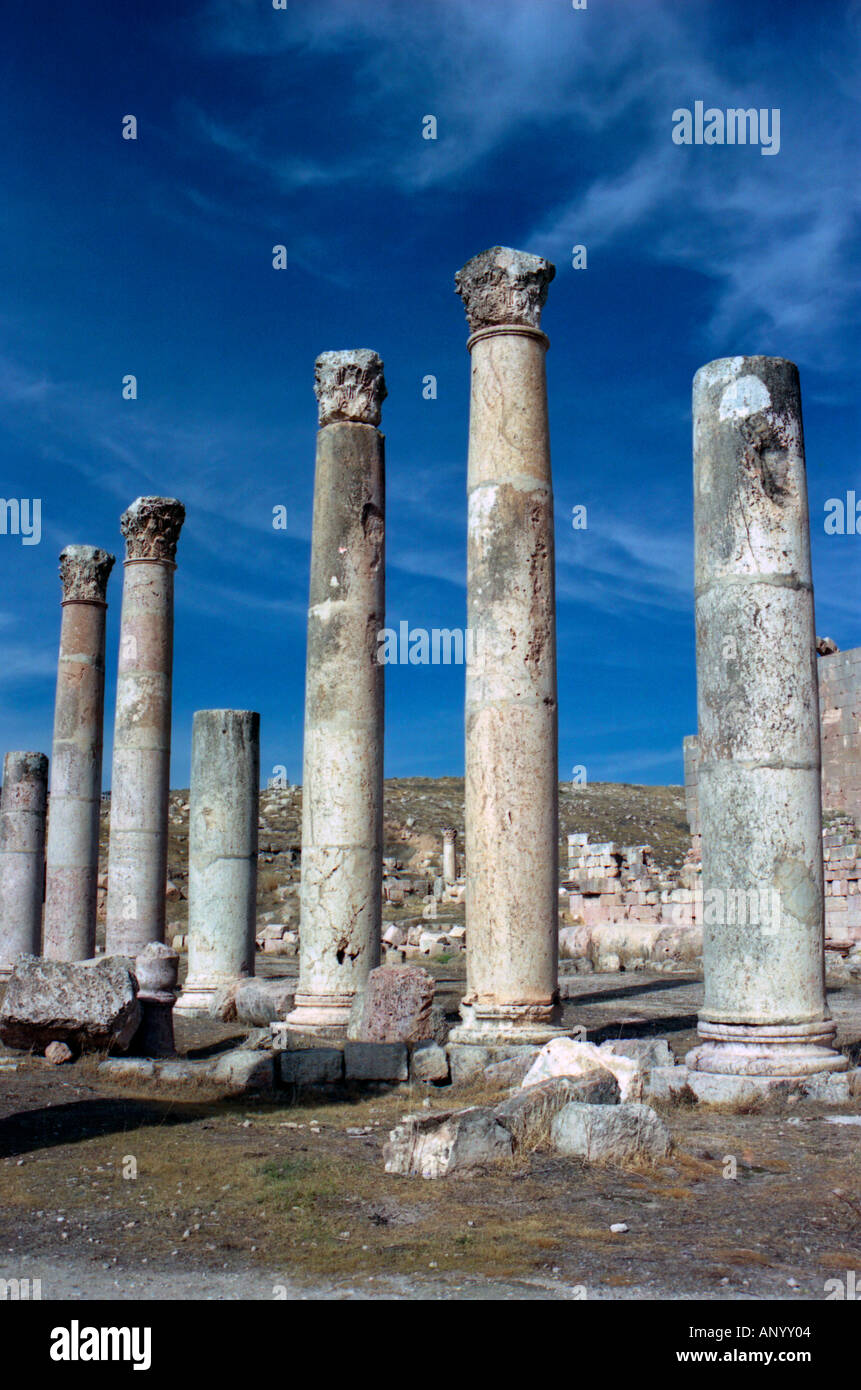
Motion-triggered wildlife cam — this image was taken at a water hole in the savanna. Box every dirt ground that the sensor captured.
[2,973,859,1302]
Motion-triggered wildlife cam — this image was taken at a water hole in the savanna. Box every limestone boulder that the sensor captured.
[551,1102,672,1163]
[384,1106,512,1178]
[495,1074,619,1151]
[0,955,141,1054]
[522,1038,642,1101]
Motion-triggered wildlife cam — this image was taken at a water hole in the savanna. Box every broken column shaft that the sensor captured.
[0,752,49,975]
[451,246,564,1044]
[286,351,386,1036]
[175,710,260,1014]
[44,546,115,961]
[687,356,845,1078]
[105,497,185,958]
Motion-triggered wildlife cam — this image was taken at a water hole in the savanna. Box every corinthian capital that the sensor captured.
[314,350,386,427]
[120,497,186,563]
[455,246,555,333]
[59,545,116,602]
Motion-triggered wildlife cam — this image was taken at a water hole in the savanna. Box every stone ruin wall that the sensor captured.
[683,645,861,948]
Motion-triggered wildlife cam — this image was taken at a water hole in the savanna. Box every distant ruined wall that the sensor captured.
[684,645,861,830]
[818,647,861,820]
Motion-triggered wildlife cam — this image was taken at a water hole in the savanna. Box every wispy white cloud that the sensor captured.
[187,0,860,363]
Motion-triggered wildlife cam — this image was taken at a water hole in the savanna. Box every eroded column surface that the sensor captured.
[0,752,48,975]
[105,497,185,958]
[450,246,564,1045]
[175,710,259,1015]
[442,827,457,884]
[44,546,115,961]
[686,356,845,1077]
[286,351,386,1035]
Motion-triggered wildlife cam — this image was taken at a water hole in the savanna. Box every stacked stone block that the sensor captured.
[823,816,861,944]
[565,833,700,931]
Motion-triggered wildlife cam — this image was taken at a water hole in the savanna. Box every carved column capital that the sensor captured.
[314,350,386,427]
[120,497,186,563]
[59,546,116,603]
[455,246,555,333]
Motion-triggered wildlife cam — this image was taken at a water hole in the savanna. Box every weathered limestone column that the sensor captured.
[175,710,259,1014]
[450,246,565,1044]
[442,827,457,884]
[43,546,115,961]
[0,752,49,976]
[105,497,185,958]
[686,356,845,1078]
[286,351,386,1035]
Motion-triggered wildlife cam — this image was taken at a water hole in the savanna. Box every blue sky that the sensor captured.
[0,0,858,786]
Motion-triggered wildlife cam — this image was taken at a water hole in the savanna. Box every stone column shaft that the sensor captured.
[442,828,457,884]
[44,546,115,961]
[451,246,564,1044]
[687,356,845,1078]
[286,350,386,1035]
[176,710,259,1014]
[0,752,48,975]
[106,497,185,957]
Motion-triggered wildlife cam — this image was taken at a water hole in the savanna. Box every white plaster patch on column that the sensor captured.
[718,375,771,421]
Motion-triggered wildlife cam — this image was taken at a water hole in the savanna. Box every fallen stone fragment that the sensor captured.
[483,1049,541,1088]
[522,1038,641,1101]
[384,1106,512,1178]
[495,1074,619,1151]
[551,1102,672,1163]
[0,955,141,1053]
[349,965,436,1042]
[208,1049,274,1094]
[44,1040,73,1065]
[449,1043,540,1086]
[600,1038,674,1070]
[234,978,295,1027]
[410,1041,449,1084]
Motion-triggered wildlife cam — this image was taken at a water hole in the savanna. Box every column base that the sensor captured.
[448,998,572,1048]
[283,990,354,1038]
[685,1019,848,1078]
[174,978,228,1017]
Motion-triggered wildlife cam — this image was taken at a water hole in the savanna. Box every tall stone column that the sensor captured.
[0,752,48,976]
[450,246,565,1045]
[442,827,457,884]
[44,546,115,961]
[105,497,185,958]
[175,710,260,1015]
[686,356,845,1078]
[286,351,386,1036]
